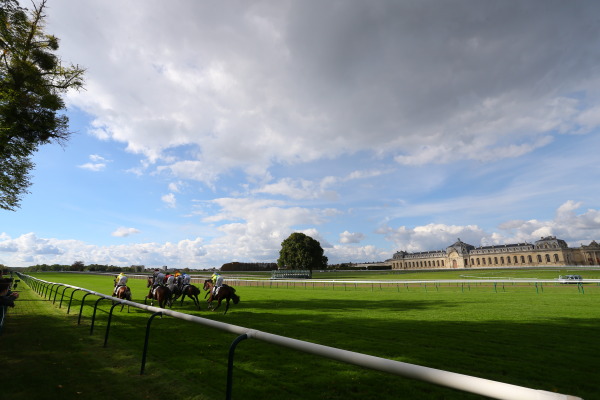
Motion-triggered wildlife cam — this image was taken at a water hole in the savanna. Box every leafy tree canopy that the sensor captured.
[277,232,328,272]
[0,0,85,210]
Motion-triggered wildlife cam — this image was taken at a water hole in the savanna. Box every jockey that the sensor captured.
[153,270,166,288]
[182,273,191,286]
[113,272,128,296]
[165,273,175,292]
[211,272,224,297]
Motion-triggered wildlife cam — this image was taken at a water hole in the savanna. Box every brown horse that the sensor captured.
[145,276,172,308]
[113,283,132,312]
[203,279,240,314]
[178,284,201,308]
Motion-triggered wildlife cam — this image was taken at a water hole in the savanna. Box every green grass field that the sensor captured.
[2,269,599,399]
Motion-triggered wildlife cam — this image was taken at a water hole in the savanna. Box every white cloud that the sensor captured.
[111,227,141,237]
[78,162,106,171]
[339,231,365,244]
[3,201,600,268]
[380,201,600,255]
[89,154,107,162]
[46,1,600,185]
[78,154,110,171]
[161,193,177,208]
[378,223,488,253]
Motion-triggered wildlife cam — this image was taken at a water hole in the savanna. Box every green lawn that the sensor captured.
[2,271,598,399]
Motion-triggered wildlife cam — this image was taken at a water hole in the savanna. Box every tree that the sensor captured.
[1,0,85,210]
[70,260,84,271]
[277,232,328,275]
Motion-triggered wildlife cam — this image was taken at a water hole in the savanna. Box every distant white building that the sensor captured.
[389,236,600,269]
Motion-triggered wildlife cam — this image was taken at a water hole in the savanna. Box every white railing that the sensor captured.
[19,274,582,400]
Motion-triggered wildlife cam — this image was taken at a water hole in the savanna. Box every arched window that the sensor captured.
[507,256,511,264]
[514,256,518,263]
[488,257,492,265]
[494,257,498,264]
[521,255,525,263]
[528,255,532,263]
[477,258,480,265]
[500,256,504,264]
[554,254,559,262]
[537,255,542,263]
[482,258,486,265]
[545,254,551,262]
[441,260,444,267]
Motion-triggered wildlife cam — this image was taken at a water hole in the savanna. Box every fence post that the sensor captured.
[140,312,163,375]
[78,292,94,325]
[58,286,70,308]
[90,297,109,335]
[52,284,64,304]
[226,333,249,400]
[68,288,82,314]
[104,302,123,347]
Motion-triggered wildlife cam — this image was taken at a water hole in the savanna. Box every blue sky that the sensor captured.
[3,0,600,269]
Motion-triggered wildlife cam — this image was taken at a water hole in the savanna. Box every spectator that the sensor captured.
[0,279,19,308]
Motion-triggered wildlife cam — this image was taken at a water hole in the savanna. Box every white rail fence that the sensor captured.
[18,273,582,400]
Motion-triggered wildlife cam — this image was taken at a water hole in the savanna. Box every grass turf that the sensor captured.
[2,270,598,399]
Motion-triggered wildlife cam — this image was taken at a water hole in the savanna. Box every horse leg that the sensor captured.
[193,295,200,309]
[224,298,230,314]
[213,297,222,311]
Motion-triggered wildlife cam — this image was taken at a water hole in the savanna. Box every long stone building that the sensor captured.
[389,236,600,270]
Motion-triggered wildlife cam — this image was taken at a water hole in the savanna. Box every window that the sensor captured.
[477,258,480,265]
[482,258,486,265]
[500,256,504,264]
[554,254,559,262]
[514,256,518,263]
[507,256,511,264]
[521,256,525,263]
[545,254,551,263]
[537,255,542,263]
[494,257,498,264]
[528,255,532,263]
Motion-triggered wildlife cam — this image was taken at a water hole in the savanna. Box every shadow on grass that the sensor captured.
[4,291,596,400]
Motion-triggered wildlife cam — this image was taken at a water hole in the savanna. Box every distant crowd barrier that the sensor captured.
[225,278,599,295]
[16,272,582,400]
[271,269,311,279]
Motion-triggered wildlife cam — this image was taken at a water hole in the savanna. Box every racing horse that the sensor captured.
[178,284,201,308]
[113,282,132,312]
[203,279,240,314]
[145,276,172,308]
[171,276,201,308]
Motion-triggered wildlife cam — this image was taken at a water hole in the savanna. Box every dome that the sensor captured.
[446,238,475,255]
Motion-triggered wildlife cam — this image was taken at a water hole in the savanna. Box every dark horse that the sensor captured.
[144,276,172,308]
[113,282,132,312]
[178,284,201,308]
[171,276,201,308]
[203,279,240,314]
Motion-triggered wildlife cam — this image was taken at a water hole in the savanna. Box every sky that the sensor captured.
[3,0,600,270]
